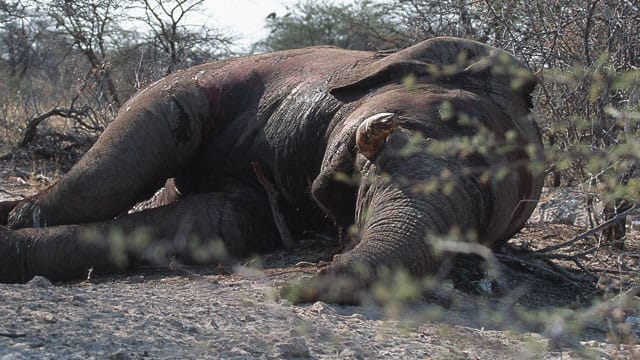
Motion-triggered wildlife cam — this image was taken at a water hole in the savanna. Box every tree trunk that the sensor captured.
[601,164,637,250]
[602,199,631,250]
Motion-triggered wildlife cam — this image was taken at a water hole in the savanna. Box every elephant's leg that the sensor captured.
[0,186,279,283]
[8,80,211,229]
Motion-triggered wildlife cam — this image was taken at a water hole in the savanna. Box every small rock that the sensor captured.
[182,323,199,334]
[1,353,26,360]
[275,337,310,358]
[126,275,145,283]
[168,319,199,334]
[228,347,251,357]
[108,349,131,360]
[348,313,366,321]
[71,294,87,304]
[581,340,600,347]
[625,316,640,328]
[339,347,365,359]
[240,315,255,322]
[26,276,52,288]
[309,301,336,315]
[529,187,592,226]
[39,312,57,323]
[478,278,492,294]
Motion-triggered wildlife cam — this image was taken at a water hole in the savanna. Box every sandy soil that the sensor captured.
[0,271,621,360]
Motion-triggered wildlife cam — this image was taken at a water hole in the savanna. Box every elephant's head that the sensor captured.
[291,38,543,303]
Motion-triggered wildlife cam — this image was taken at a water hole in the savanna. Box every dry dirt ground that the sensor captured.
[0,146,639,359]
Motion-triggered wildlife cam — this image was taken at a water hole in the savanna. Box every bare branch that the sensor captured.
[535,206,639,254]
[19,106,91,147]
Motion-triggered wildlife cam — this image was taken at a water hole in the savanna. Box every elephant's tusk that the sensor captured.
[356,112,398,160]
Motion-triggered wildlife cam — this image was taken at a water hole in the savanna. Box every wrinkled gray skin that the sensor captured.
[0,38,543,303]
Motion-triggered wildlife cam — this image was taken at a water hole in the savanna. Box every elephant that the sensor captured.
[0,37,543,303]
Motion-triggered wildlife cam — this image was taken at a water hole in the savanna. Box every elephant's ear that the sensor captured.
[458,51,538,109]
[328,37,537,107]
[328,59,437,94]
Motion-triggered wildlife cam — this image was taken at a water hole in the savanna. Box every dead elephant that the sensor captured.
[0,37,543,303]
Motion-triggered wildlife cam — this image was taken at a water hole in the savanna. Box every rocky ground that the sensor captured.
[0,269,632,360]
[0,146,639,359]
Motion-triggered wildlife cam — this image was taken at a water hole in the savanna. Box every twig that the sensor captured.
[264,267,319,276]
[20,106,91,147]
[537,254,598,282]
[535,206,639,253]
[525,245,600,277]
[502,242,600,285]
[622,286,640,298]
[539,245,599,259]
[251,162,295,249]
[497,253,589,288]
[0,332,27,338]
[581,267,640,277]
[294,261,318,267]
[0,189,24,199]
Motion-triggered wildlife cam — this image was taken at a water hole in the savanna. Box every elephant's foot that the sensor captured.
[0,200,19,226]
[280,256,373,305]
[0,226,30,283]
[7,200,44,229]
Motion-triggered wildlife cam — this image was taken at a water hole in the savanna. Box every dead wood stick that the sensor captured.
[20,106,91,147]
[497,253,589,287]
[526,245,600,277]
[581,267,640,277]
[0,332,27,338]
[538,254,598,281]
[251,162,295,249]
[0,189,23,198]
[535,206,639,254]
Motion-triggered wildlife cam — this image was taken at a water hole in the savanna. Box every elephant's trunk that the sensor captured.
[327,147,491,281]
